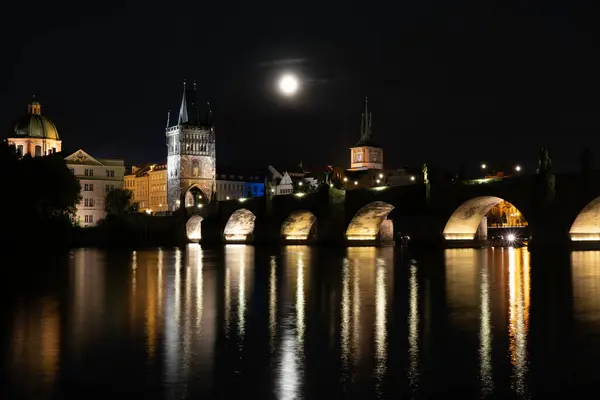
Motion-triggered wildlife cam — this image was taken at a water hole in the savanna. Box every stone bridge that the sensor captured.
[184,171,600,248]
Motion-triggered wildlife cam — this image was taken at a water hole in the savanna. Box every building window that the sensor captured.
[17,145,23,156]
[106,170,115,177]
[34,145,42,157]
[84,198,95,207]
[84,184,94,191]
[84,215,94,223]
[69,168,75,175]
[84,169,94,177]
[105,184,114,193]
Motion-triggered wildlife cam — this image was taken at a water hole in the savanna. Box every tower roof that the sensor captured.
[11,96,60,140]
[354,96,380,147]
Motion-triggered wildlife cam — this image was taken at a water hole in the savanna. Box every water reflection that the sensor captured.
[445,248,530,397]
[9,296,60,397]
[341,247,393,389]
[224,245,254,346]
[479,251,493,396]
[571,251,600,328]
[408,263,419,393]
[277,246,310,399]
[163,244,217,398]
[70,249,106,352]
[270,256,278,352]
[508,248,530,396]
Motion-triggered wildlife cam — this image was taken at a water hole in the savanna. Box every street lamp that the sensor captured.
[298,181,303,186]
[515,165,522,172]
[354,181,358,186]
[379,173,384,179]
[410,176,416,181]
[481,163,487,169]
[343,177,348,182]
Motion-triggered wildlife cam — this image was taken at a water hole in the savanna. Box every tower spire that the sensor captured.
[360,96,371,142]
[178,79,188,124]
[166,109,171,129]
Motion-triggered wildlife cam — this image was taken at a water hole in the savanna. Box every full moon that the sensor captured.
[278,74,299,96]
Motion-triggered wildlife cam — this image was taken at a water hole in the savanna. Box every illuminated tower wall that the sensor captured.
[166,81,216,211]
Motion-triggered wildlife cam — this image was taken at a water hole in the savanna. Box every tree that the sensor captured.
[104,188,139,217]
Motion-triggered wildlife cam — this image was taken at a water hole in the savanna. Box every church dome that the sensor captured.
[12,98,60,140]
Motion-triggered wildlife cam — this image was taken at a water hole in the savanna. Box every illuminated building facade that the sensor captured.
[166,81,216,211]
[8,97,62,157]
[65,149,125,227]
[487,200,527,227]
[124,164,168,213]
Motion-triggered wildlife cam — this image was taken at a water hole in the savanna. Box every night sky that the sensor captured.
[2,0,599,173]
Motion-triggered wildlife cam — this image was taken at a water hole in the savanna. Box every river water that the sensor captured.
[2,245,600,399]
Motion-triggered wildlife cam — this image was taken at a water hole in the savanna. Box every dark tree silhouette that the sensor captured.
[104,188,139,217]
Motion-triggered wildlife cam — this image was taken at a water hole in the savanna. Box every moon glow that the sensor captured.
[278,74,299,96]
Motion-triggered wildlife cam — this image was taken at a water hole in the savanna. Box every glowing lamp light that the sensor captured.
[285,235,309,241]
[376,179,381,184]
[226,196,230,200]
[330,183,334,187]
[295,192,305,197]
[410,176,416,181]
[146,209,152,214]
[354,181,358,185]
[225,234,247,241]
[176,200,181,205]
[298,182,303,186]
[379,173,384,179]
[347,235,377,241]
[239,197,247,202]
[197,204,203,208]
[271,188,275,193]
[506,233,516,242]
[481,163,487,169]
[515,165,522,172]
[159,203,162,207]
[343,177,348,182]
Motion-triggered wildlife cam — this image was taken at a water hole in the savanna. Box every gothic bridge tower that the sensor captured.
[166,80,215,211]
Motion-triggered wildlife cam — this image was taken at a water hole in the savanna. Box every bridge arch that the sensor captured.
[186,215,203,242]
[281,210,317,241]
[346,201,395,241]
[184,184,208,208]
[443,196,528,241]
[223,208,256,241]
[569,197,600,241]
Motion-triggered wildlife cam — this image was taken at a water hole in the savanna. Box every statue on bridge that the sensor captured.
[537,147,553,175]
[423,162,431,204]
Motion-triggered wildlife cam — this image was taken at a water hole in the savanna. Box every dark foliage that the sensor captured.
[0,141,81,249]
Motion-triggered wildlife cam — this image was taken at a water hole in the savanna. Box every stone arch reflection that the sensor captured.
[280,210,317,241]
[186,215,203,242]
[570,197,600,241]
[223,208,256,241]
[443,196,528,241]
[340,247,394,384]
[346,201,394,242]
[223,245,254,343]
[277,246,311,400]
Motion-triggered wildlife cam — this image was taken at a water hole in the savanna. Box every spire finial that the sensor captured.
[166,109,171,129]
[183,79,187,91]
[193,80,197,91]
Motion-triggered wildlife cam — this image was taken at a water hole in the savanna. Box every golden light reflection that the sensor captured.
[408,263,419,391]
[340,247,393,386]
[571,251,600,327]
[224,245,254,345]
[71,249,106,352]
[479,254,493,396]
[10,297,61,397]
[374,256,388,388]
[277,246,311,400]
[508,248,530,396]
[297,253,305,347]
[269,256,277,352]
